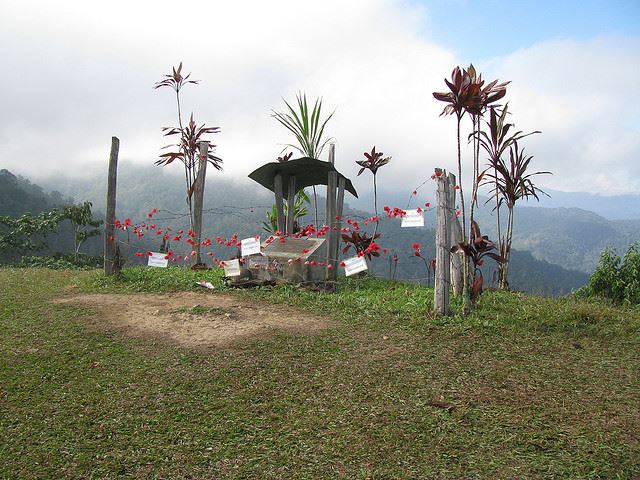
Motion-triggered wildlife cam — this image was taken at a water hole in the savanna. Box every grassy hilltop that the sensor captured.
[1,267,639,479]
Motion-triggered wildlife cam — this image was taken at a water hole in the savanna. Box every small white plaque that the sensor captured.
[241,236,261,256]
[401,209,424,228]
[343,256,368,276]
[223,258,241,277]
[147,252,168,268]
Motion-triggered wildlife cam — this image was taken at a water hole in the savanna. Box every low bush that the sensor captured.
[580,243,640,306]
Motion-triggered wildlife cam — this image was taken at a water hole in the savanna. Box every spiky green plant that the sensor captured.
[272,92,335,226]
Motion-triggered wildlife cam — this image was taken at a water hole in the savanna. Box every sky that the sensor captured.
[1,0,639,199]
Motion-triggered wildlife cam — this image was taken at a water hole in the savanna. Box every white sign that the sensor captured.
[241,236,261,256]
[147,252,168,268]
[223,258,241,277]
[343,256,368,276]
[401,209,424,228]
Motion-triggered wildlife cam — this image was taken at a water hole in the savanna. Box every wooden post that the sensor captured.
[191,141,209,266]
[104,136,119,276]
[325,171,338,279]
[326,176,345,281]
[274,173,285,234]
[328,143,335,165]
[286,176,296,235]
[434,168,451,316]
[448,173,463,296]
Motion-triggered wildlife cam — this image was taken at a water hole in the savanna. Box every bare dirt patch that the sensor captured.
[53,292,333,349]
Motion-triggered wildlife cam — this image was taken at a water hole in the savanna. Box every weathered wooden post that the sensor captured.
[448,172,463,297]
[191,141,209,266]
[325,170,337,277]
[104,136,119,276]
[274,174,285,234]
[434,168,451,315]
[325,143,344,282]
[286,176,296,234]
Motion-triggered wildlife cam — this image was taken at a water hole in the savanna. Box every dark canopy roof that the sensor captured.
[248,157,358,198]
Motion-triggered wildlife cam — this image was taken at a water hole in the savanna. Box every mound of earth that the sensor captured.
[54,292,332,349]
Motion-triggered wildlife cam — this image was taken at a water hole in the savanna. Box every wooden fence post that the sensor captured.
[448,173,463,296]
[286,176,296,235]
[434,168,451,316]
[325,171,338,280]
[104,136,119,276]
[274,174,285,234]
[191,141,209,266]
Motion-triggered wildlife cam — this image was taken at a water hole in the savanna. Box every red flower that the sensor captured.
[412,190,417,196]
[339,261,346,267]
[302,248,310,254]
[146,251,153,256]
[425,202,431,208]
[412,242,421,250]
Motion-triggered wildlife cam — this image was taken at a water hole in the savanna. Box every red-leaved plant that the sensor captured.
[154,62,222,229]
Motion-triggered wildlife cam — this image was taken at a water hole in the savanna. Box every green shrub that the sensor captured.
[582,243,640,305]
[21,253,102,270]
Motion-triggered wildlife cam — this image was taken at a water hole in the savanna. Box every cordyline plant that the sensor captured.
[341,231,381,260]
[481,139,550,288]
[154,62,222,230]
[433,64,508,313]
[356,146,391,237]
[474,104,544,288]
[451,221,503,303]
[272,92,334,226]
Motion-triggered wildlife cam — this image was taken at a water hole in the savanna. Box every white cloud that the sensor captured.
[0,0,638,199]
[483,37,640,195]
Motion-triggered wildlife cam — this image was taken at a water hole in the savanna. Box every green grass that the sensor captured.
[1,266,639,479]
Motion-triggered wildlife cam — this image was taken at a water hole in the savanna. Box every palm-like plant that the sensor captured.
[481,140,550,288]
[272,92,335,226]
[465,65,510,246]
[154,63,222,229]
[475,105,541,288]
[433,65,507,313]
[356,146,391,237]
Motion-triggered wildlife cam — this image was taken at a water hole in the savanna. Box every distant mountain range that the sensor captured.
[353,186,640,221]
[3,163,636,296]
[354,185,640,274]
